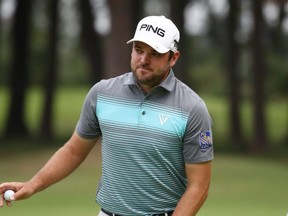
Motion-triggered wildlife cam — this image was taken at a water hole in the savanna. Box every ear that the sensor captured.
[169,51,180,67]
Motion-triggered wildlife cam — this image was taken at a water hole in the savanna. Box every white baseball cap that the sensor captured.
[127,15,180,53]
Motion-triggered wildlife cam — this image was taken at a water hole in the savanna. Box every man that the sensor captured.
[0,15,213,216]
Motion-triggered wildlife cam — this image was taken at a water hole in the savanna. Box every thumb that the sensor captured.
[12,184,35,201]
[9,195,15,201]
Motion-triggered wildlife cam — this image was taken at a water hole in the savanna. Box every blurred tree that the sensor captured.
[0,0,2,74]
[269,0,288,145]
[105,0,142,78]
[170,0,190,82]
[270,0,286,46]
[78,0,104,84]
[0,0,286,149]
[39,0,60,139]
[4,0,32,138]
[226,0,244,150]
[251,0,268,152]
[269,1,288,98]
[131,0,144,28]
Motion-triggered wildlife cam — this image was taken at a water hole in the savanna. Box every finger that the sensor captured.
[9,184,33,201]
[0,189,14,207]
[0,194,4,207]
[5,200,12,207]
[0,183,9,194]
[0,194,12,208]
[0,182,33,203]
[0,182,18,193]
[0,183,21,202]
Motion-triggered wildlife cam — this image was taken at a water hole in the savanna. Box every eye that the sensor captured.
[152,52,161,57]
[134,47,143,54]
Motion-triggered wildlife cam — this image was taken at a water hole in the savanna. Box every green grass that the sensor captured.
[199,155,288,216]
[0,146,102,215]
[0,149,287,216]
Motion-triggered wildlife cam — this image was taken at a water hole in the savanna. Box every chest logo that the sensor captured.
[159,115,169,125]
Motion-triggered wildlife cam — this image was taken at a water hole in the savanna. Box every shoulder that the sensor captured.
[96,73,130,87]
[89,72,131,94]
[174,79,207,111]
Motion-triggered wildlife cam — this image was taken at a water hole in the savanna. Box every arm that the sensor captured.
[172,161,212,216]
[0,131,99,207]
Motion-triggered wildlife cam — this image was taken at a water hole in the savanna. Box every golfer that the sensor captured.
[0,15,213,216]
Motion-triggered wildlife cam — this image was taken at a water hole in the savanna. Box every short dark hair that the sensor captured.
[168,40,178,60]
[168,51,174,60]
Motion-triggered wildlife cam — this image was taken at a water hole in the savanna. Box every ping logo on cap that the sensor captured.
[127,16,180,53]
[139,24,166,37]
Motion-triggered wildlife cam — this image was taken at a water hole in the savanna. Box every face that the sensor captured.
[130,41,180,93]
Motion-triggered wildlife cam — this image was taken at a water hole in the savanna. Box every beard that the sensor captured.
[131,65,170,92]
[132,66,154,83]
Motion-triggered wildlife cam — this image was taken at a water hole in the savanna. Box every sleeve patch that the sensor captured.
[199,130,213,152]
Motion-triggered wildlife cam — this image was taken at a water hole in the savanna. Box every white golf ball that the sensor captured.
[4,190,15,201]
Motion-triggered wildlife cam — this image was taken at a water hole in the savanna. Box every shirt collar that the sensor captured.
[124,69,175,92]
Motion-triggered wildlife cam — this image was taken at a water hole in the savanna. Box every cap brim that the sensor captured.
[127,37,169,54]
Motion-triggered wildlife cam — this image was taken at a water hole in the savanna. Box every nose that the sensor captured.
[140,53,150,65]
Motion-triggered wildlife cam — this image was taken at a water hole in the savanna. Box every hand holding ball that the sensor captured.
[4,190,15,201]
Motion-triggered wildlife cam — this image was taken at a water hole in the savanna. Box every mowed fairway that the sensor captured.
[0,145,102,216]
[199,155,288,216]
[1,147,287,216]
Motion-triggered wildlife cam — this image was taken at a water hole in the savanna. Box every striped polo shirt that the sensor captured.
[76,70,213,215]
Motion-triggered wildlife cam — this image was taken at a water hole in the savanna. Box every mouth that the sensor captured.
[136,66,152,73]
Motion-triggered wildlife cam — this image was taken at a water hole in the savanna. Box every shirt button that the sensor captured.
[142,111,146,115]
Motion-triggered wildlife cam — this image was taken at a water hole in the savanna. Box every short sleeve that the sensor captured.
[76,84,102,139]
[183,100,214,163]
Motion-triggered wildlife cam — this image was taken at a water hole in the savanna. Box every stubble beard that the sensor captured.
[131,60,170,92]
[134,67,154,83]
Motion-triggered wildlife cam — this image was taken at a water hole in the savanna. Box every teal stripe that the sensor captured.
[97,98,139,125]
[97,96,188,137]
